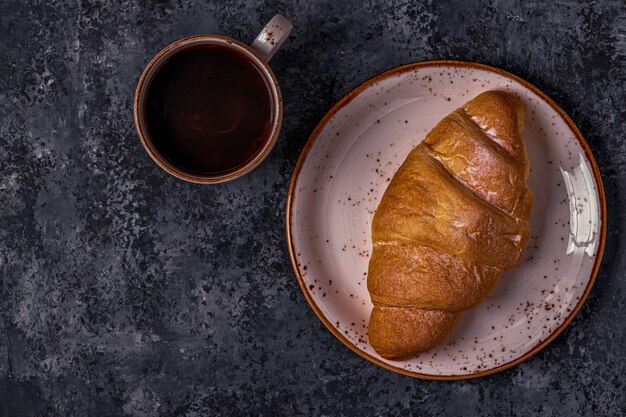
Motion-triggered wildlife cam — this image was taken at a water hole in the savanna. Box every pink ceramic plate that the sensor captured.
[286,61,606,379]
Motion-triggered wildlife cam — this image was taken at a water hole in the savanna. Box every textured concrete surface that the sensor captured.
[1,0,625,416]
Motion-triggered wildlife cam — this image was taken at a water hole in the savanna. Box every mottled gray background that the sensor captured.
[0,0,624,416]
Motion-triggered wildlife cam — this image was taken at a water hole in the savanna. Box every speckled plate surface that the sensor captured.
[286,61,606,379]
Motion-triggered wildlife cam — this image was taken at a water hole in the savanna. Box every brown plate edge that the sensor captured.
[285,59,607,381]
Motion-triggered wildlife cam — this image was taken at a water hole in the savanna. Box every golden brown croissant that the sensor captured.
[367,91,532,360]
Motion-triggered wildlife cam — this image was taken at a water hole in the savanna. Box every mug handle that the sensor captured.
[250,14,293,62]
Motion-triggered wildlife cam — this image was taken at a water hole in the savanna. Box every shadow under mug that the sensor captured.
[134,14,292,184]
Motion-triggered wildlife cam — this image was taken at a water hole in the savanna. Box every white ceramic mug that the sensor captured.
[134,15,293,183]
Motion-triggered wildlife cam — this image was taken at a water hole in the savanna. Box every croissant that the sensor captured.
[367,91,532,360]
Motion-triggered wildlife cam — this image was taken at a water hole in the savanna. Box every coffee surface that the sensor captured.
[145,44,274,175]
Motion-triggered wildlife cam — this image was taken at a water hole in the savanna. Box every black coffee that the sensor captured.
[144,44,274,175]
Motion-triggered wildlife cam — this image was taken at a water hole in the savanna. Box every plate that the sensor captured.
[286,61,606,379]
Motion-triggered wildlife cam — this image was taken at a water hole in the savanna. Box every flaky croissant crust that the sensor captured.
[367,91,532,360]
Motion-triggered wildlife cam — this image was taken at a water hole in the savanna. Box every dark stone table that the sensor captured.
[1,1,624,416]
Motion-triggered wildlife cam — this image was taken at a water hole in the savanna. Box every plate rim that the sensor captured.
[285,60,607,380]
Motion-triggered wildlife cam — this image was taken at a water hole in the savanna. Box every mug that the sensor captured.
[134,14,292,183]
